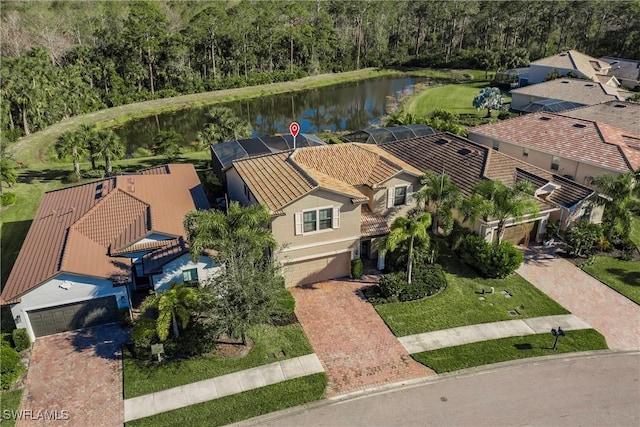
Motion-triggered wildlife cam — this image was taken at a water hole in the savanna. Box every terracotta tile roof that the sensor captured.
[510,78,622,105]
[142,238,187,275]
[559,101,640,136]
[469,112,638,173]
[361,205,389,237]
[111,239,173,256]
[1,164,208,305]
[530,50,611,80]
[231,144,420,214]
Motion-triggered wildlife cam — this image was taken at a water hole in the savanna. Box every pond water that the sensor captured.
[113,76,426,153]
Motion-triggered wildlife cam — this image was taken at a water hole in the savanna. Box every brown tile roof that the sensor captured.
[510,78,622,105]
[142,238,187,275]
[361,205,389,237]
[559,101,640,136]
[1,164,208,305]
[530,50,611,80]
[469,112,638,173]
[232,144,420,214]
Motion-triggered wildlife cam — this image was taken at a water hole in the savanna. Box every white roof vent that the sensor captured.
[535,182,561,197]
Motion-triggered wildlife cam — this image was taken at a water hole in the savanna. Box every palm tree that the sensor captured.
[461,180,539,245]
[416,170,462,235]
[382,213,432,284]
[590,172,638,240]
[183,201,276,261]
[196,106,252,148]
[55,131,88,178]
[140,283,197,341]
[94,129,125,174]
[77,124,99,170]
[0,158,18,189]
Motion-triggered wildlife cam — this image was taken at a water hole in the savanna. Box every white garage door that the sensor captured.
[285,252,351,287]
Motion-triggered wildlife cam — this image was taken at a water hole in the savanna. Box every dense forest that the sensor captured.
[2,0,639,141]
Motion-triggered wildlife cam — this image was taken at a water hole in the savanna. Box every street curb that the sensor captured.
[228,349,639,426]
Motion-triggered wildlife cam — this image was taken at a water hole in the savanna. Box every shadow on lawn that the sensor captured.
[606,268,640,287]
[1,220,32,285]
[18,168,69,184]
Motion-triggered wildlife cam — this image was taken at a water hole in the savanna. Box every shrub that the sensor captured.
[83,169,104,179]
[118,308,133,328]
[168,320,218,356]
[378,271,408,300]
[455,235,523,278]
[11,329,30,352]
[378,265,447,302]
[488,241,524,278]
[270,288,296,324]
[130,318,158,359]
[63,171,81,184]
[1,192,16,206]
[351,259,363,279]
[0,346,24,390]
[133,147,152,158]
[565,222,603,257]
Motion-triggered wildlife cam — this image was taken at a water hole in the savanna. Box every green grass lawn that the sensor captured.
[126,373,326,427]
[413,329,608,374]
[375,247,569,337]
[0,389,23,427]
[403,81,491,117]
[581,256,640,305]
[123,323,314,399]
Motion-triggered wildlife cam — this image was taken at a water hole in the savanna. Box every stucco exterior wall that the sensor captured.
[528,66,582,85]
[375,173,421,218]
[151,254,220,292]
[511,93,544,111]
[10,273,129,341]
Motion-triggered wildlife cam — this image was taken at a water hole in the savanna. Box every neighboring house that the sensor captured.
[558,101,640,136]
[380,133,599,244]
[468,113,640,185]
[225,143,423,287]
[528,50,613,85]
[599,56,640,90]
[1,164,219,340]
[509,78,626,113]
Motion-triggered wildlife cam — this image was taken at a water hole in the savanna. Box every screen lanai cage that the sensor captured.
[340,124,437,145]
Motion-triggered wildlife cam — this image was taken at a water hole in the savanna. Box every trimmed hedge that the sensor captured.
[1,192,16,206]
[377,265,447,302]
[11,329,30,352]
[455,234,523,278]
[350,259,363,279]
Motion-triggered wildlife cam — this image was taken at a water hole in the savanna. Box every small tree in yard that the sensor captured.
[416,170,462,236]
[152,130,184,161]
[472,87,506,117]
[381,213,432,285]
[140,283,197,341]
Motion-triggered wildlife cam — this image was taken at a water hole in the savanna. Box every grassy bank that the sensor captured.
[8,68,477,166]
[126,373,327,427]
[412,329,608,373]
[581,256,640,305]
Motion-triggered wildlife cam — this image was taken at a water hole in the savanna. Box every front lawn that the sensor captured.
[0,389,23,427]
[123,323,314,399]
[581,256,640,305]
[413,329,608,373]
[126,373,327,427]
[375,248,569,337]
[403,81,500,118]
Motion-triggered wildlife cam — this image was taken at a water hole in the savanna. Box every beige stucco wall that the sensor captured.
[375,173,422,218]
[528,65,583,85]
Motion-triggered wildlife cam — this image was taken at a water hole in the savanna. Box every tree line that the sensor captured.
[2,0,639,141]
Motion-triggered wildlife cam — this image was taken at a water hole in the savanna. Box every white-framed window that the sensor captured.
[387,184,413,208]
[295,206,340,235]
[551,155,560,171]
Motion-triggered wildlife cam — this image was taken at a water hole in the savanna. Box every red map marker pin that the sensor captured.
[289,121,300,137]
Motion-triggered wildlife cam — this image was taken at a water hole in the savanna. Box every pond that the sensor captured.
[113,76,426,153]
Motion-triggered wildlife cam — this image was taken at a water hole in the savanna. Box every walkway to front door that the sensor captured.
[291,280,434,398]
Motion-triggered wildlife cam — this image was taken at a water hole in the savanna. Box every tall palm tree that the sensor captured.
[140,283,197,341]
[196,106,252,148]
[55,131,88,178]
[382,213,432,284]
[183,201,276,261]
[461,180,539,245]
[94,129,125,174]
[590,172,638,239]
[416,170,462,235]
[77,124,99,170]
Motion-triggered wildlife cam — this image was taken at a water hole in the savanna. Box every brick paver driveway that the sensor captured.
[291,280,433,398]
[518,247,640,350]
[18,324,127,427]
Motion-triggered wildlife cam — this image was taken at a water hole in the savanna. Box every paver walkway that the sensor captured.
[124,353,324,422]
[518,246,640,350]
[399,314,590,353]
[291,280,434,398]
[18,324,127,427]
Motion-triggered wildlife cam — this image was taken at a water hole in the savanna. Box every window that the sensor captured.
[551,156,560,171]
[522,148,529,157]
[182,268,198,284]
[394,186,407,206]
[492,140,500,151]
[303,210,317,232]
[318,208,333,230]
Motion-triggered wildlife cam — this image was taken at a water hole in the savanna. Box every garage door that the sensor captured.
[285,252,351,287]
[28,296,119,338]
[502,221,538,245]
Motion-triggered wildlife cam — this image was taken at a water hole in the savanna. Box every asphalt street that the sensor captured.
[239,351,640,427]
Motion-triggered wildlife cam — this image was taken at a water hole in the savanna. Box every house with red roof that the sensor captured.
[1,164,219,340]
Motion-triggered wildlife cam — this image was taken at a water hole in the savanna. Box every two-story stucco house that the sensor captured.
[1,164,220,340]
[225,143,423,287]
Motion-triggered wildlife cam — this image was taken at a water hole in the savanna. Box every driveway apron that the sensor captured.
[18,324,127,427]
[518,247,640,350]
[291,280,434,398]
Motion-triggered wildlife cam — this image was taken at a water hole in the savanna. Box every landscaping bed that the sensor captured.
[412,329,608,373]
[125,373,327,427]
[123,323,314,399]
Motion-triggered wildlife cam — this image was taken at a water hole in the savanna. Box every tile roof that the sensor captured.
[559,101,640,136]
[142,238,187,275]
[361,205,390,237]
[469,112,639,173]
[530,50,611,80]
[511,78,623,105]
[231,144,419,214]
[1,164,208,305]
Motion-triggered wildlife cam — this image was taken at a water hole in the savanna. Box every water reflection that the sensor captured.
[114,77,424,153]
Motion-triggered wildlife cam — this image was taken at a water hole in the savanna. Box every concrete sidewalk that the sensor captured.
[399,314,590,354]
[124,353,324,422]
